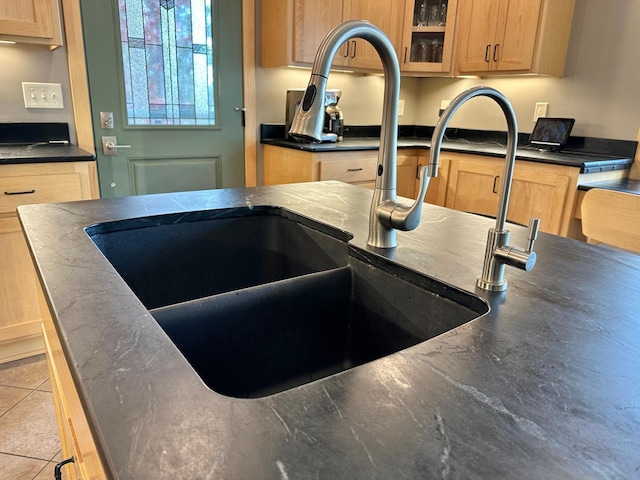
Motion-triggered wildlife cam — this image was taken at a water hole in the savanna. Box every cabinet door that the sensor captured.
[400,0,459,74]
[292,0,345,64]
[494,0,542,72]
[342,0,404,70]
[0,217,49,329]
[445,156,500,217]
[506,161,573,235]
[0,0,62,45]
[456,0,501,72]
[397,154,418,198]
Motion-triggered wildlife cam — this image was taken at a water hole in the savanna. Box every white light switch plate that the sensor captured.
[22,82,64,109]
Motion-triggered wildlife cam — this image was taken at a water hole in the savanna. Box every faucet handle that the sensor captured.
[493,217,540,273]
[526,217,540,252]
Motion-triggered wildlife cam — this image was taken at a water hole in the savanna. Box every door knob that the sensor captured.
[101,136,132,156]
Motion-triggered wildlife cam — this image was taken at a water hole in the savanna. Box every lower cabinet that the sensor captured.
[444,152,580,235]
[43,320,108,479]
[264,145,628,239]
[264,145,421,199]
[0,161,98,364]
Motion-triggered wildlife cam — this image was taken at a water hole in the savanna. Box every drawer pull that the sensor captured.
[54,457,75,480]
[347,168,364,172]
[4,189,36,195]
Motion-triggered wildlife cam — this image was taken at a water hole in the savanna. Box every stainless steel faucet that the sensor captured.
[289,20,432,249]
[430,86,540,291]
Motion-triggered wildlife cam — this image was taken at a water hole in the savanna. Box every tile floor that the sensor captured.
[0,354,62,479]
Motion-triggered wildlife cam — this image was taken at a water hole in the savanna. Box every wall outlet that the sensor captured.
[398,99,405,117]
[22,82,64,109]
[533,102,548,122]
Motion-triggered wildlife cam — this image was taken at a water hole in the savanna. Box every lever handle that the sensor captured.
[102,136,132,156]
[526,217,540,252]
[106,142,131,150]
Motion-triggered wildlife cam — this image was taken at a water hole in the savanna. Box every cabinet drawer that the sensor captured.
[319,157,377,183]
[0,173,84,214]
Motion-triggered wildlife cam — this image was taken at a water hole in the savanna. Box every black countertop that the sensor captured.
[262,125,636,174]
[264,137,633,174]
[18,182,640,479]
[0,143,95,165]
[578,177,640,194]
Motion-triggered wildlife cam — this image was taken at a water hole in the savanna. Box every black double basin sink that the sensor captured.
[87,206,488,398]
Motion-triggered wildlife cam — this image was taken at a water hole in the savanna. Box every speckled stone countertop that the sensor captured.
[18,182,640,479]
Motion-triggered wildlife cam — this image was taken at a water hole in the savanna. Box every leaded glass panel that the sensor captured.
[117,0,215,126]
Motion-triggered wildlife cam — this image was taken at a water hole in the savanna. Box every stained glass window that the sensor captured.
[117,0,215,126]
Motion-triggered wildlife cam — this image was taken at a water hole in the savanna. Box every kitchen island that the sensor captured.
[18,181,640,479]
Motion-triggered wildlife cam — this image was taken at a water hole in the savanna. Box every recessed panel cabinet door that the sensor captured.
[292,0,344,64]
[457,0,542,73]
[495,0,542,71]
[0,0,62,45]
[342,0,404,70]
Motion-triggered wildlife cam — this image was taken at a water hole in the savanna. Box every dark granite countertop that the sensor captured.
[262,125,636,174]
[578,177,640,194]
[18,182,640,479]
[0,143,95,165]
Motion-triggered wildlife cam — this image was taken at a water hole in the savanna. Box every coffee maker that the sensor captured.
[324,90,344,141]
[285,88,344,142]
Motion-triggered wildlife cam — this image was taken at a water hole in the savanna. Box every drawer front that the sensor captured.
[319,157,377,183]
[0,174,84,214]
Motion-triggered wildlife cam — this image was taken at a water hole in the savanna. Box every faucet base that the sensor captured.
[476,276,508,292]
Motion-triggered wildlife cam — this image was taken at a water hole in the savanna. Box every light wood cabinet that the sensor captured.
[340,0,405,70]
[262,0,404,70]
[400,0,459,74]
[456,0,575,76]
[0,161,98,364]
[43,319,108,479]
[0,0,63,48]
[443,152,580,235]
[264,145,420,199]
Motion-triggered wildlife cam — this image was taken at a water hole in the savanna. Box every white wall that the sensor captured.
[0,43,76,142]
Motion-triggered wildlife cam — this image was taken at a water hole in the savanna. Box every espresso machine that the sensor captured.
[286,88,344,142]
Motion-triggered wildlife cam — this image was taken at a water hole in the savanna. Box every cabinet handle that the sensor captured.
[492,176,500,194]
[343,41,350,58]
[54,457,75,480]
[493,44,499,62]
[4,189,36,195]
[347,167,363,172]
[416,163,422,179]
[351,40,357,58]
[485,44,491,63]
[404,47,407,63]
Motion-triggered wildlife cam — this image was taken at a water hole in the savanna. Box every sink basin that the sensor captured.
[87,206,351,309]
[87,206,489,398]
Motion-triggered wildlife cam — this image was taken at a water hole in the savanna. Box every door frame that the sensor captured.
[60,0,257,188]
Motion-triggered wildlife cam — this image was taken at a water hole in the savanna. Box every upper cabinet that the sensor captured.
[262,0,404,71]
[262,0,575,77]
[0,0,63,48]
[340,0,405,70]
[456,0,575,76]
[400,0,459,74]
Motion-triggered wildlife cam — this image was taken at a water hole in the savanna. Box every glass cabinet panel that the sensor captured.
[401,0,457,74]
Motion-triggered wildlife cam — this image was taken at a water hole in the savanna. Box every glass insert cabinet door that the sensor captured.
[118,0,216,126]
[401,0,458,73]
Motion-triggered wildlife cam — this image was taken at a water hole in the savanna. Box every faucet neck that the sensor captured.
[312,21,400,193]
[430,86,518,232]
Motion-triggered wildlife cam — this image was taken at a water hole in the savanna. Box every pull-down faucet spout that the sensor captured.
[289,20,433,249]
